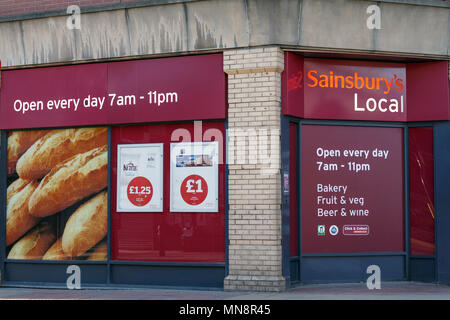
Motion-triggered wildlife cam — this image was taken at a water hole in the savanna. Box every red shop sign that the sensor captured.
[0,54,226,130]
[283,53,450,122]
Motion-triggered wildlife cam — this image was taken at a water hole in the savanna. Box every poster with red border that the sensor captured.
[117,143,163,212]
[170,142,219,212]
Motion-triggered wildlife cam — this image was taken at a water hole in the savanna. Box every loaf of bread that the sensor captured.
[16,127,107,180]
[28,145,108,217]
[7,130,47,175]
[6,180,41,246]
[7,178,31,203]
[62,191,108,258]
[42,238,69,260]
[7,221,56,260]
[86,239,107,261]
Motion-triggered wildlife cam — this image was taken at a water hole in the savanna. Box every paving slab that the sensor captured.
[0,281,450,300]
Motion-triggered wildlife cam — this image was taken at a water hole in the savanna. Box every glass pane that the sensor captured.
[111,123,225,262]
[6,127,108,260]
[409,127,435,255]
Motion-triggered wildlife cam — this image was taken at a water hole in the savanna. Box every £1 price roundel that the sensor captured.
[180,174,208,206]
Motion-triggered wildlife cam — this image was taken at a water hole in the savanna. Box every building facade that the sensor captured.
[0,0,449,292]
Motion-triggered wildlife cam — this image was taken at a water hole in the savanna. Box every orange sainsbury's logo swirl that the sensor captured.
[306,70,404,94]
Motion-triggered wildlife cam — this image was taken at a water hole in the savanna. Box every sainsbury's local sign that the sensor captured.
[306,67,405,115]
[283,53,450,122]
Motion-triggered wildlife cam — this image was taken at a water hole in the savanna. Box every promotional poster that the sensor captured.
[117,143,163,212]
[6,127,108,261]
[170,142,219,212]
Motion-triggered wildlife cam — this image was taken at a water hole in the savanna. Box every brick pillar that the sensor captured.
[223,47,285,292]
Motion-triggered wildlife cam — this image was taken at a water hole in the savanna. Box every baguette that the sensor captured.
[7,221,56,260]
[42,238,69,260]
[7,130,47,175]
[6,180,41,246]
[28,145,108,217]
[16,127,107,180]
[7,178,31,203]
[62,191,108,258]
[85,239,107,261]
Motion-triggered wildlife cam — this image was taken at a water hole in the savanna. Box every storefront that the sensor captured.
[0,49,449,290]
[0,53,228,288]
[282,52,450,284]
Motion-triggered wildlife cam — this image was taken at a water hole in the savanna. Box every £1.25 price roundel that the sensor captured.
[127,176,153,207]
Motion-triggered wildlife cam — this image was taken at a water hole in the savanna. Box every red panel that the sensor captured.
[409,127,435,255]
[282,54,449,122]
[0,63,108,129]
[106,54,226,124]
[111,122,225,262]
[301,125,404,253]
[303,59,407,122]
[406,61,450,121]
[282,52,304,118]
[289,122,298,257]
[0,54,225,129]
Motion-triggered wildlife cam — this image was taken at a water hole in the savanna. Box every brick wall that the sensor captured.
[223,47,286,292]
[0,0,144,17]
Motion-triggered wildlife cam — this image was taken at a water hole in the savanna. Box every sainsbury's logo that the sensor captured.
[306,70,404,94]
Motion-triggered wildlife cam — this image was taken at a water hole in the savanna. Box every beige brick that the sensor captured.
[224,46,285,292]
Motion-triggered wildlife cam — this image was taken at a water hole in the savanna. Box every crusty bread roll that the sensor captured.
[62,191,108,258]
[7,130,47,175]
[16,127,107,180]
[86,239,107,261]
[42,238,69,260]
[7,178,31,203]
[28,145,108,217]
[6,180,41,246]
[7,221,56,260]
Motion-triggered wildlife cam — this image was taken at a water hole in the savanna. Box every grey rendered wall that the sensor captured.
[0,0,448,68]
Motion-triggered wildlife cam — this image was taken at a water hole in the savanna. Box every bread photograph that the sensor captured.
[85,239,107,261]
[7,220,56,260]
[5,127,108,262]
[6,179,41,246]
[42,238,70,260]
[7,130,47,176]
[28,145,108,217]
[62,191,108,258]
[16,127,107,180]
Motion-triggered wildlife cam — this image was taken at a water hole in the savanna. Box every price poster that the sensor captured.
[170,141,219,212]
[117,143,163,212]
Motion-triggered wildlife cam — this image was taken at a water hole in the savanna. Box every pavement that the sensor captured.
[1,281,450,300]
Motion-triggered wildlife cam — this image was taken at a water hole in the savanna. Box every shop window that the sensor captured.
[111,122,225,263]
[409,127,435,255]
[5,127,108,260]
